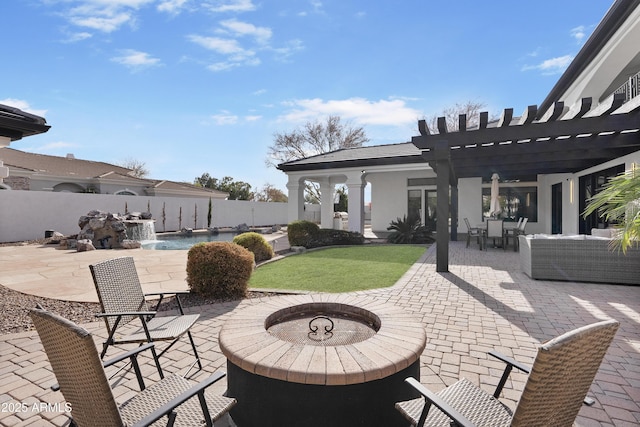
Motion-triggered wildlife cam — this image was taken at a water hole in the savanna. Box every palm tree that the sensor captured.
[583,168,640,253]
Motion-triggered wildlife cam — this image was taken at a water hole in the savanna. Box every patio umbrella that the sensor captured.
[489,173,502,217]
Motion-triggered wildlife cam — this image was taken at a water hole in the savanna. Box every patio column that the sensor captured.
[319,180,336,229]
[286,177,305,224]
[345,172,365,234]
[0,161,8,184]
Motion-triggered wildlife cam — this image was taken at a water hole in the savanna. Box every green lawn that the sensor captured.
[249,245,427,293]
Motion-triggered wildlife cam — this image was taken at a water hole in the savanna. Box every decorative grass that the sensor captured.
[249,245,427,293]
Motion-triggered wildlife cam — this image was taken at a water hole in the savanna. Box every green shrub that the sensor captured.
[233,232,274,262]
[186,242,254,299]
[287,220,320,247]
[387,215,434,244]
[308,229,364,248]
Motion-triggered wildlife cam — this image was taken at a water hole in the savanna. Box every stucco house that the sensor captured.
[0,147,228,199]
[278,0,640,251]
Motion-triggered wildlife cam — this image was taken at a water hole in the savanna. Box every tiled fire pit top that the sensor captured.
[218,294,426,386]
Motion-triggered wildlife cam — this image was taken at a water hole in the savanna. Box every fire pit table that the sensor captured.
[219,295,426,427]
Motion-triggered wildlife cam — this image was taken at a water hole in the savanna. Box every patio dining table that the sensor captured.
[476,221,518,250]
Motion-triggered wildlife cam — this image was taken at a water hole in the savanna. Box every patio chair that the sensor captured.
[30,307,236,427]
[508,218,528,251]
[503,218,523,251]
[484,219,505,250]
[89,256,202,377]
[463,218,483,249]
[395,319,619,427]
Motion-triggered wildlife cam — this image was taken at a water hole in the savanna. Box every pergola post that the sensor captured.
[435,140,450,272]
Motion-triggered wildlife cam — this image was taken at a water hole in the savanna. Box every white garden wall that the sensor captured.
[0,191,288,243]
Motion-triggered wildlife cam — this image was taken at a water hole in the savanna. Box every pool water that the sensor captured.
[141,232,237,250]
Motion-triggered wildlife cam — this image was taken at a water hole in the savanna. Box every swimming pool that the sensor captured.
[141,232,238,250]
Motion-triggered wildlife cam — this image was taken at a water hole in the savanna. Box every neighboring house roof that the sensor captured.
[0,148,228,198]
[1,147,135,178]
[278,142,425,172]
[0,104,51,142]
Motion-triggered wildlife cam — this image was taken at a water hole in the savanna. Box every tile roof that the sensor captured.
[0,147,134,178]
[277,142,424,171]
[0,148,228,197]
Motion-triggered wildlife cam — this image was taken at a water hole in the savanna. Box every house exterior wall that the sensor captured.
[458,177,483,229]
[367,169,434,233]
[0,191,288,243]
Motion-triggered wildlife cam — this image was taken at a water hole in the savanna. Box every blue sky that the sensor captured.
[2,0,613,193]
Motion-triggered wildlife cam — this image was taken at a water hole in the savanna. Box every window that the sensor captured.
[408,190,421,221]
[115,189,137,196]
[579,164,624,234]
[482,186,537,222]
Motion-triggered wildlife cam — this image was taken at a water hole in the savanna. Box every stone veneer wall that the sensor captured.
[3,177,30,190]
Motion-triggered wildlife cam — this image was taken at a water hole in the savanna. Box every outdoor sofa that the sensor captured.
[519,233,640,285]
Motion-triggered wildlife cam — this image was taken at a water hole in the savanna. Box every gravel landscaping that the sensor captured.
[0,284,277,334]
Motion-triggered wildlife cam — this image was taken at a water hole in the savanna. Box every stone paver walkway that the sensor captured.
[1,241,638,426]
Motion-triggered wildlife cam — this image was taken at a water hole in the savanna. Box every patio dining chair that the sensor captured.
[90,256,202,377]
[395,319,619,427]
[484,219,505,250]
[30,307,236,427]
[463,218,483,249]
[506,218,528,251]
[503,218,523,251]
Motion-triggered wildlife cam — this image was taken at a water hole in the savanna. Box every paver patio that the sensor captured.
[0,241,638,426]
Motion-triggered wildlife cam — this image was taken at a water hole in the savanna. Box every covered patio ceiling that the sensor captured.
[412,94,640,183]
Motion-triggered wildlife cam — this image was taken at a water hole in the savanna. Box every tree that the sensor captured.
[583,168,640,253]
[267,115,369,202]
[334,186,348,212]
[423,100,493,133]
[118,158,149,178]
[253,184,288,202]
[194,173,254,200]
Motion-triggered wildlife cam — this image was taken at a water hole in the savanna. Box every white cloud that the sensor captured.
[245,115,262,122]
[521,54,573,75]
[187,35,245,55]
[61,31,93,43]
[157,0,189,14]
[219,19,272,44]
[60,0,156,33]
[204,0,256,13]
[211,112,238,125]
[279,98,422,126]
[570,25,587,43]
[270,39,304,60]
[111,49,162,71]
[0,99,48,117]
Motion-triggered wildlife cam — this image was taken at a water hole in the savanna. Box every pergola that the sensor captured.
[411,94,640,272]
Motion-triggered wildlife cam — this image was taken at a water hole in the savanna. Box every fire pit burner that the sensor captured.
[265,304,380,346]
